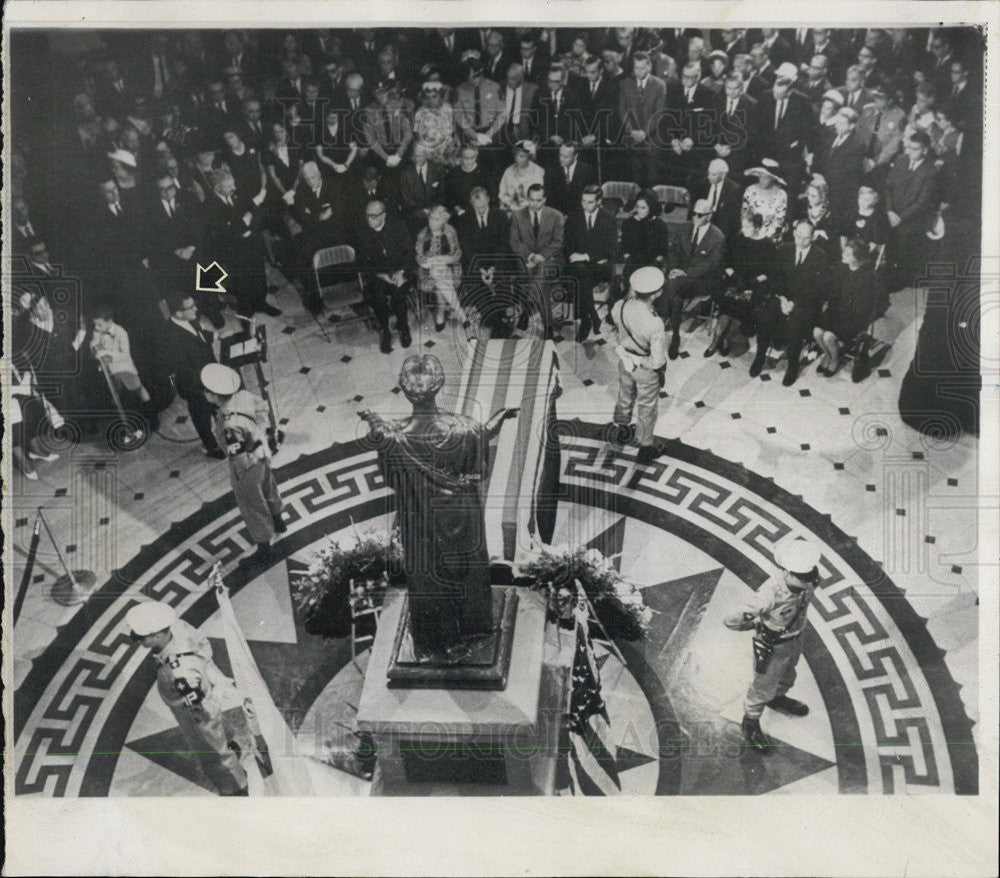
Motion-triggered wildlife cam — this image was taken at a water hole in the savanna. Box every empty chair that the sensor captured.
[313,245,366,325]
[653,185,691,228]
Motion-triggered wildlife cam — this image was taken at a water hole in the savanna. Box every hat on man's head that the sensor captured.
[775,62,799,83]
[823,88,846,106]
[125,600,176,637]
[201,363,241,396]
[774,537,822,576]
[629,266,665,297]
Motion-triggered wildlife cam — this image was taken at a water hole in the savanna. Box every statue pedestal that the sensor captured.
[386,587,519,690]
[357,587,574,795]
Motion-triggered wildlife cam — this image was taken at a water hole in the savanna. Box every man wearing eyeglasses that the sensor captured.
[659,198,725,359]
[356,200,414,353]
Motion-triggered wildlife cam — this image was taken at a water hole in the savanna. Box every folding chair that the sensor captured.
[653,185,690,230]
[600,181,640,218]
[313,245,371,329]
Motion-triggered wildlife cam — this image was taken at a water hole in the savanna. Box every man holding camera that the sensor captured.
[724,537,822,752]
[202,364,285,565]
[125,600,248,795]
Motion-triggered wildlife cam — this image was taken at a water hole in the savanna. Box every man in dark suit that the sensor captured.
[346,164,396,233]
[483,29,511,83]
[660,27,704,72]
[711,74,760,178]
[516,33,549,85]
[424,28,468,88]
[838,65,873,112]
[199,79,241,143]
[664,62,717,187]
[10,194,44,256]
[814,106,868,219]
[456,186,515,336]
[545,142,597,216]
[760,28,793,69]
[659,199,726,359]
[563,185,616,341]
[289,161,345,313]
[204,168,275,318]
[750,220,828,386]
[161,292,225,458]
[619,52,667,188]
[756,63,817,200]
[884,131,939,291]
[399,145,446,234]
[510,183,565,338]
[499,64,537,147]
[355,199,414,353]
[530,66,581,170]
[692,159,742,260]
[147,174,206,310]
[578,56,620,179]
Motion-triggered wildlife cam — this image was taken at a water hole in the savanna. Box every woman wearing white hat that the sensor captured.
[202,364,286,565]
[125,600,248,795]
[724,536,822,751]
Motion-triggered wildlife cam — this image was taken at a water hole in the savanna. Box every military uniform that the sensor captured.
[213,388,283,546]
[611,267,667,452]
[724,572,815,718]
[724,537,821,750]
[126,602,247,795]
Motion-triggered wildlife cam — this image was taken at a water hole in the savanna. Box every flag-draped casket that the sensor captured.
[456,337,561,564]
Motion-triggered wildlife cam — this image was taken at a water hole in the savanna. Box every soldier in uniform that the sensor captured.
[201,364,286,564]
[610,266,668,465]
[125,600,248,795]
[724,537,822,752]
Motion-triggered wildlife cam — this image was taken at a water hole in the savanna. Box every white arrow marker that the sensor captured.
[195,261,229,293]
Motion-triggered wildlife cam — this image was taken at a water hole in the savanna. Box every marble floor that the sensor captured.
[8,262,982,796]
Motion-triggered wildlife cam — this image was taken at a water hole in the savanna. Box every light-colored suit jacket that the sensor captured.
[510,205,565,265]
[455,77,507,138]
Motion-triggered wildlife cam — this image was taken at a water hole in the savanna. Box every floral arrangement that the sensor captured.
[517,545,653,641]
[292,529,403,638]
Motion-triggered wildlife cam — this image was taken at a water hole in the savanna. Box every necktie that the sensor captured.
[727,100,735,116]
[711,184,719,211]
[796,250,803,266]
[532,211,540,238]
[691,226,698,247]
[566,166,572,184]
[775,99,784,129]
[479,213,486,230]
[688,88,695,104]
[872,110,883,134]
[587,213,593,232]
[909,161,916,171]
[848,92,856,107]
[638,79,645,97]
[474,86,482,128]
[952,84,960,98]
[112,203,120,217]
[381,111,391,145]
[591,81,597,97]
[164,200,172,218]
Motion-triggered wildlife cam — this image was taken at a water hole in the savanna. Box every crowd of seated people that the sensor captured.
[7,26,984,476]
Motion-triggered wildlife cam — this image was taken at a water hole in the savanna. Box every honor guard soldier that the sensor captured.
[201,364,286,564]
[610,266,668,465]
[724,537,822,751]
[125,600,248,795]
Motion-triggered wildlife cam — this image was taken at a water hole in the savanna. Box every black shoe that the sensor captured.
[379,329,392,354]
[435,320,445,332]
[782,364,799,387]
[260,303,282,317]
[704,342,718,357]
[205,447,227,460]
[399,324,412,348]
[749,355,765,378]
[226,740,243,759]
[718,338,730,357]
[767,695,809,717]
[272,513,288,534]
[668,333,680,360]
[741,716,770,752]
[636,444,660,465]
[816,365,830,377]
[577,324,591,343]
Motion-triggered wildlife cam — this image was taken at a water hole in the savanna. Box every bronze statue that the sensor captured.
[360,355,518,657]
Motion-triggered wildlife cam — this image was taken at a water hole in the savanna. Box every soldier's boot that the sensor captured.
[767,694,809,716]
[741,715,771,753]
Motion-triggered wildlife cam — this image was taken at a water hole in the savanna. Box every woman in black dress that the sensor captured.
[315,108,359,181]
[263,121,301,241]
[615,191,668,317]
[814,238,884,376]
